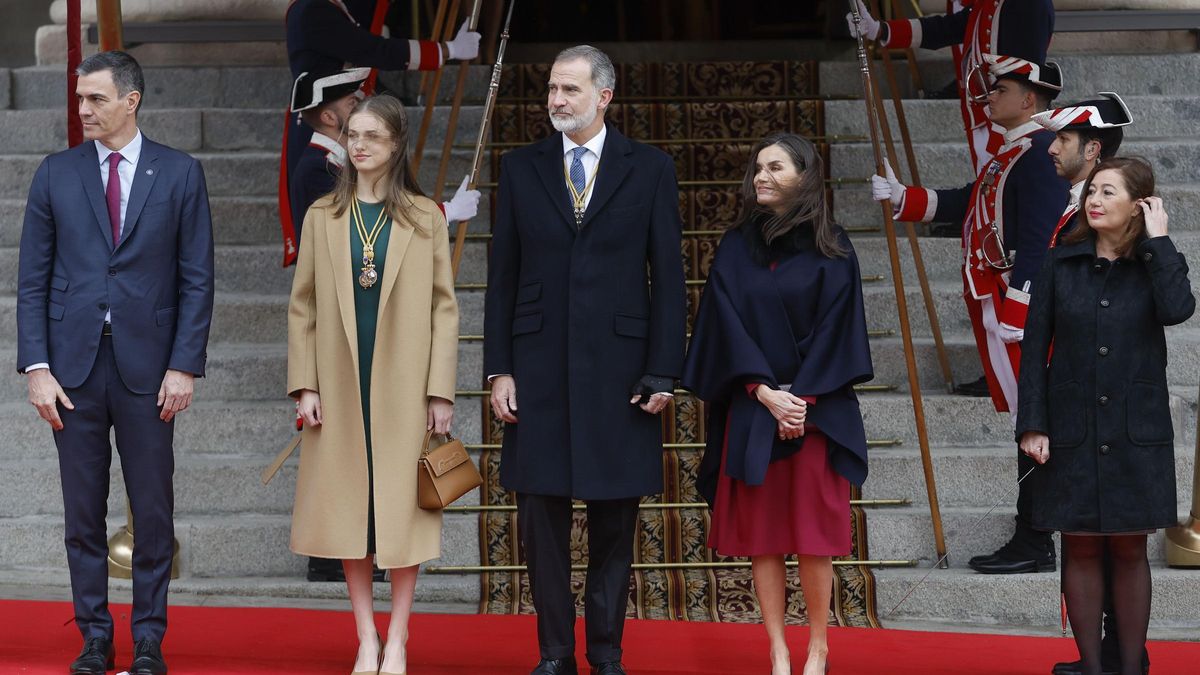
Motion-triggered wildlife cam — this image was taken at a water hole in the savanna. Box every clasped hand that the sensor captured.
[755,385,808,441]
[1020,431,1050,465]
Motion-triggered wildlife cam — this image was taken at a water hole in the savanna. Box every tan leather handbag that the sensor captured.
[417,430,482,510]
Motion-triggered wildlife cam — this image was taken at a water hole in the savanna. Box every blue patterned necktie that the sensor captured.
[569,146,588,196]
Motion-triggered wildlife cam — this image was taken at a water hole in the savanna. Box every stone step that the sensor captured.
[864,445,1196,510]
[832,182,1200,231]
[874,566,1200,628]
[0,149,480,200]
[868,506,1191,568]
[0,106,489,155]
[0,511,479,581]
[7,65,495,110]
[820,53,1200,100]
[830,139,1200,186]
[825,95,1200,144]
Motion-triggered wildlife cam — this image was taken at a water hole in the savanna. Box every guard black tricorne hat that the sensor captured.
[290,67,371,113]
[984,54,1064,99]
[1032,92,1133,132]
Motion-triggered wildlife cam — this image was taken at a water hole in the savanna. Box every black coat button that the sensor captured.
[1100,444,1111,455]
[1099,395,1109,405]
[1100,299,1110,307]
[98,303,108,311]
[108,268,117,277]
[1098,346,1109,356]
[1143,252,1153,262]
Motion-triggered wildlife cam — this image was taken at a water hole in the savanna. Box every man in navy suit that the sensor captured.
[484,45,686,675]
[17,51,214,675]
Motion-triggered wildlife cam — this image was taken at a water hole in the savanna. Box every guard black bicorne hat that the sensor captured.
[984,54,1064,99]
[290,67,371,113]
[1032,92,1133,132]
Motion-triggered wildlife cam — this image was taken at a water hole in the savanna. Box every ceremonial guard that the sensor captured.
[1033,94,1149,675]
[848,0,1054,171]
[280,0,481,265]
[872,55,1069,574]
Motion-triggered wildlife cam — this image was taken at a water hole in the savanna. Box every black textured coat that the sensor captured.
[483,126,687,500]
[1015,235,1195,532]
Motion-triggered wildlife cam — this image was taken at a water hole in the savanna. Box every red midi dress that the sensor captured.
[707,389,852,557]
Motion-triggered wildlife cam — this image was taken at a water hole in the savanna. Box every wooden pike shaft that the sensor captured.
[413,0,462,173]
[849,0,948,564]
[433,0,484,202]
[450,0,515,278]
[96,0,125,50]
[867,0,954,394]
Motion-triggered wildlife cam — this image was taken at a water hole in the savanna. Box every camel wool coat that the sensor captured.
[287,194,459,568]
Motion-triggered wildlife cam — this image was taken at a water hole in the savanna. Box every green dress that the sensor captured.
[350,199,392,555]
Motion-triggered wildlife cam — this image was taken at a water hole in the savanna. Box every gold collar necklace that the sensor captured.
[352,198,389,289]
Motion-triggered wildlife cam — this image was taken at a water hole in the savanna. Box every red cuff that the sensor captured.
[998,291,1030,330]
[882,19,918,48]
[896,187,936,222]
[746,383,764,398]
[411,40,443,71]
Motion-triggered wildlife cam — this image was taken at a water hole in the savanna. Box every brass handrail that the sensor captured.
[453,389,899,399]
[427,560,917,573]
[445,499,910,512]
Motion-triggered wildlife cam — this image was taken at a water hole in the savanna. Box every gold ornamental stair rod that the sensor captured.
[432,0,484,203]
[1166,377,1200,567]
[428,560,917,573]
[413,0,463,172]
[450,0,514,278]
[868,0,954,394]
[446,499,910,512]
[849,0,948,565]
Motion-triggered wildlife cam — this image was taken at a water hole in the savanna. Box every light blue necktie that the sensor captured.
[569,146,588,199]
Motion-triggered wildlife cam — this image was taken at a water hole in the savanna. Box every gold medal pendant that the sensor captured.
[352,202,388,290]
[358,246,377,289]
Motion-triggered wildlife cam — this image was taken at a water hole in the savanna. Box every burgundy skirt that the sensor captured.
[708,417,851,557]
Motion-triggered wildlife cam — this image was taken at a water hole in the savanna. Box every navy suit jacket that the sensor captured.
[17,137,215,395]
[483,125,687,499]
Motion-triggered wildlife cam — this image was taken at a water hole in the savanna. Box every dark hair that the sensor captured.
[77,50,145,113]
[1074,126,1124,160]
[1001,75,1054,111]
[330,95,428,231]
[1062,156,1155,258]
[729,133,845,261]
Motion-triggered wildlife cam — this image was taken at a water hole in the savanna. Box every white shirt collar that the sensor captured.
[1068,180,1085,208]
[562,124,607,160]
[96,129,143,167]
[1002,121,1043,146]
[309,131,347,168]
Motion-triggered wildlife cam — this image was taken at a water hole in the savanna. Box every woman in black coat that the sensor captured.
[1015,157,1195,675]
[682,133,873,675]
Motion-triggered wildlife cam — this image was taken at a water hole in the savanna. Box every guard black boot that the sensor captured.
[969,523,1055,574]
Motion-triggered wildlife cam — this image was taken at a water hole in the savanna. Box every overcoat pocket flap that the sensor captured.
[422,440,471,478]
[512,312,542,336]
[613,312,648,338]
[47,301,65,320]
[50,275,69,292]
[516,281,542,304]
[1127,380,1173,446]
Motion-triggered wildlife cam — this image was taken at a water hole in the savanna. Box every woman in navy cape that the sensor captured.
[682,133,873,675]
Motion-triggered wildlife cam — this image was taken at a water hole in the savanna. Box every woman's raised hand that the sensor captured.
[1139,196,1169,238]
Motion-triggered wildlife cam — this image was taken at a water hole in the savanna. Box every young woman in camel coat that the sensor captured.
[287,94,459,675]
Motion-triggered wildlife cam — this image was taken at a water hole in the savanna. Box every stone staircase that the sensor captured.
[1,44,1198,631]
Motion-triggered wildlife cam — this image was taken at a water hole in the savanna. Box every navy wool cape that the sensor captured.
[681,225,874,506]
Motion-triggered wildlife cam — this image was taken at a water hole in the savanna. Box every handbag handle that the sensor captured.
[421,429,455,456]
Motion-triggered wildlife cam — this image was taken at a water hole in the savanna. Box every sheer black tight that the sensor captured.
[1062,534,1150,675]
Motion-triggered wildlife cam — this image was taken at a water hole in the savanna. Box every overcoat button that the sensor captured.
[1098,346,1109,356]
[1100,444,1110,455]
[1143,252,1153,261]
[98,303,108,311]
[1099,395,1109,405]
[1100,299,1110,307]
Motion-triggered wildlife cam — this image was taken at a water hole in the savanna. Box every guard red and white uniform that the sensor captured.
[879,0,1055,171]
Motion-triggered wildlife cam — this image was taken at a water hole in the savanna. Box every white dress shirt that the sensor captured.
[562,124,606,210]
[25,131,143,374]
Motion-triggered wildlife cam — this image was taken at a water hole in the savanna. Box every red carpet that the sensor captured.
[1,599,1197,674]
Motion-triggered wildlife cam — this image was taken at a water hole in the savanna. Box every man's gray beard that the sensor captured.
[549,105,597,134]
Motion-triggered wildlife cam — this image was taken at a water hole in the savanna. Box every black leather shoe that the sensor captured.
[953,375,992,397]
[1051,659,1119,675]
[591,663,627,675]
[129,638,167,675]
[969,535,1056,574]
[532,657,578,675]
[70,637,114,675]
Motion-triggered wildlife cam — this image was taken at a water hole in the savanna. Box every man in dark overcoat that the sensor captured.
[483,45,687,675]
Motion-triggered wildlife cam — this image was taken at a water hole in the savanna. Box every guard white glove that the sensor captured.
[845,0,881,41]
[445,20,481,61]
[443,175,481,223]
[870,162,906,204]
[996,322,1024,344]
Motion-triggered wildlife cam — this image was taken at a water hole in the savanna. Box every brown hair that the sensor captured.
[730,133,846,259]
[330,95,428,231]
[1062,156,1155,258]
